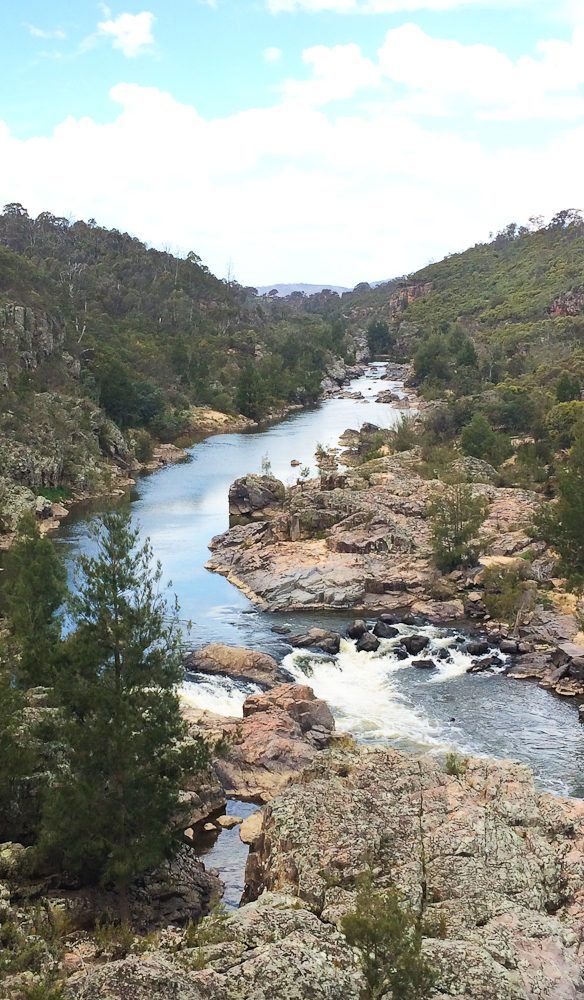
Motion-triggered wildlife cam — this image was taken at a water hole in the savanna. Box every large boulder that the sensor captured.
[243,747,584,999]
[288,628,341,655]
[185,644,282,688]
[229,475,286,525]
[402,634,430,656]
[212,684,336,802]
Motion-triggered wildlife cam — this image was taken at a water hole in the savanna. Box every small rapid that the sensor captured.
[53,364,584,800]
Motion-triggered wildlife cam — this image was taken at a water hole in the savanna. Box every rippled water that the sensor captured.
[54,365,584,800]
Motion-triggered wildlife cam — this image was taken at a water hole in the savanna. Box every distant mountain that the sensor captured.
[256,283,350,297]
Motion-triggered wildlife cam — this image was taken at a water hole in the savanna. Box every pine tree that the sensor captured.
[536,422,584,584]
[429,483,488,571]
[1,513,67,688]
[342,876,435,999]
[41,512,209,922]
[236,363,267,420]
[0,668,35,840]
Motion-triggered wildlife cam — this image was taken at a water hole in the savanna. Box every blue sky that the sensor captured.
[0,0,583,284]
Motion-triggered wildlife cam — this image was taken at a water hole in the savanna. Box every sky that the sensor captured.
[0,1,583,286]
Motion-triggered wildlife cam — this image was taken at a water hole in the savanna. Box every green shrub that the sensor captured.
[341,876,435,1000]
[444,751,468,777]
[460,413,512,466]
[481,566,529,624]
[428,483,488,571]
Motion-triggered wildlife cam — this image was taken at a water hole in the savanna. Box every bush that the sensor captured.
[131,428,154,463]
[428,483,488,571]
[545,401,584,448]
[341,876,435,1000]
[556,372,581,403]
[481,565,529,624]
[460,413,512,466]
[444,751,468,777]
[536,422,584,585]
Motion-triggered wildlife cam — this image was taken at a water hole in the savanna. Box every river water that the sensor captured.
[54,364,584,799]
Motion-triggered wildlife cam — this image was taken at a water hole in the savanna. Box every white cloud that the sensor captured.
[97,10,155,58]
[264,46,283,62]
[377,21,584,120]
[25,24,66,40]
[267,0,520,13]
[1,80,583,286]
[282,44,380,104]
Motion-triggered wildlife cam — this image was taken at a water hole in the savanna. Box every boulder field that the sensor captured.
[59,744,584,999]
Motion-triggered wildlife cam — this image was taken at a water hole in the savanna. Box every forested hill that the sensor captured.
[0,203,348,427]
[345,210,584,393]
[0,204,349,530]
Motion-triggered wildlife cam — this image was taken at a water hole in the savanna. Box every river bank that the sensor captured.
[50,362,584,799]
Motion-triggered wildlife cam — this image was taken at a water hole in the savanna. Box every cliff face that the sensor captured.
[0,304,66,390]
[0,300,132,533]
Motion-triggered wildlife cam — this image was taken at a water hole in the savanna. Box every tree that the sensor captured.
[236,363,267,420]
[41,512,209,922]
[1,514,67,687]
[556,372,582,403]
[460,412,511,466]
[367,320,396,357]
[428,483,488,571]
[536,422,584,584]
[414,334,450,384]
[0,669,35,840]
[341,876,435,1000]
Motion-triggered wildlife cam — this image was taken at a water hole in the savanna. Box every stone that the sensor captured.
[204,823,216,832]
[211,684,335,801]
[356,631,380,653]
[228,474,286,525]
[412,659,436,670]
[499,639,519,655]
[347,619,368,639]
[216,815,243,830]
[239,811,263,845]
[184,643,282,688]
[402,634,430,656]
[243,747,584,999]
[372,620,399,639]
[288,628,341,655]
[465,640,490,656]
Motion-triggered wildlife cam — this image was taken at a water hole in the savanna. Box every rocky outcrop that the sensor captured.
[244,746,584,999]
[228,475,286,526]
[549,288,584,318]
[186,684,336,802]
[0,304,65,388]
[184,643,283,688]
[508,641,584,698]
[207,454,541,621]
[64,892,364,999]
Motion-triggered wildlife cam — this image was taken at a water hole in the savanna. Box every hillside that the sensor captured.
[0,204,350,533]
[344,212,584,384]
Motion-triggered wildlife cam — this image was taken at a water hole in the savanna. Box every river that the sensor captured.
[54,364,584,799]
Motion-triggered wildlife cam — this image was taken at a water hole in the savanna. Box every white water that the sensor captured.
[182,673,261,716]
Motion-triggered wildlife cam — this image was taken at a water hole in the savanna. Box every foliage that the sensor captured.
[367,319,396,356]
[481,565,529,624]
[536,423,584,586]
[428,483,488,571]
[236,363,268,420]
[444,751,468,777]
[389,415,419,453]
[1,513,67,687]
[545,401,584,448]
[0,668,36,839]
[40,512,210,921]
[460,413,512,467]
[341,875,435,1000]
[556,372,582,403]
